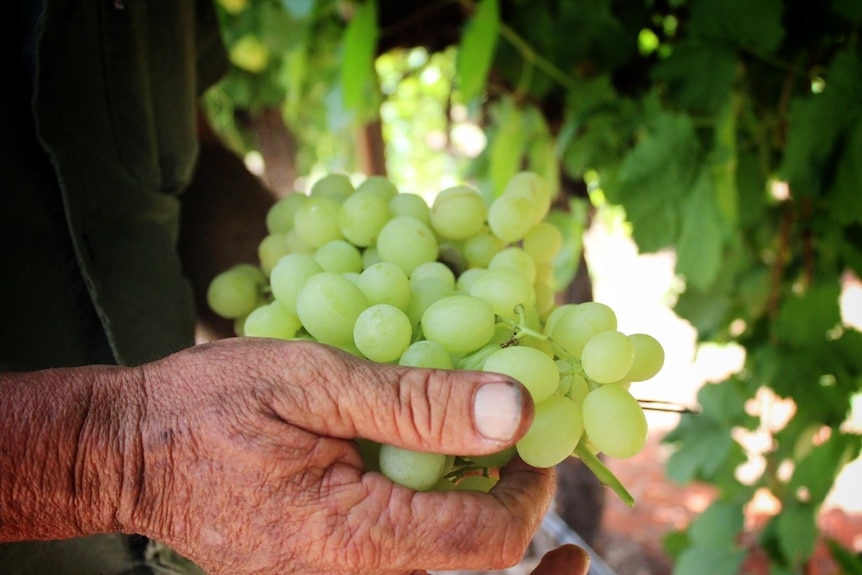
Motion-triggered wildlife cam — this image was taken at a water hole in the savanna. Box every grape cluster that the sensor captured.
[207,172,664,502]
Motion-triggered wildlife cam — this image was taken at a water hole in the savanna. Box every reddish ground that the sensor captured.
[597,432,862,575]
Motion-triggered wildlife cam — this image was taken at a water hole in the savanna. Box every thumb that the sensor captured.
[531,545,591,575]
[271,341,534,456]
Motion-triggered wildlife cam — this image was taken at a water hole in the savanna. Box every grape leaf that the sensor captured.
[789,432,861,506]
[775,502,818,567]
[456,0,500,102]
[689,0,784,53]
[487,98,525,196]
[341,0,379,112]
[688,501,745,548]
[673,545,747,575]
[676,167,725,291]
[780,52,862,194]
[773,282,842,348]
[651,41,737,114]
[831,118,862,225]
[608,111,700,252]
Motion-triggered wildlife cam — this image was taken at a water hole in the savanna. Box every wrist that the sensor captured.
[74,366,148,536]
[0,365,146,541]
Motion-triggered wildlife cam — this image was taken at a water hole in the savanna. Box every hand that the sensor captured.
[117,338,586,574]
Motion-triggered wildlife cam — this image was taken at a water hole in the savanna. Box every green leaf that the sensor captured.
[780,52,862,195]
[710,95,739,226]
[676,167,725,291]
[790,432,861,506]
[688,501,745,548]
[341,0,379,112]
[651,41,737,114]
[831,118,862,226]
[773,282,842,347]
[608,110,700,252]
[825,538,862,575]
[689,0,784,53]
[775,501,818,567]
[456,0,500,102]
[673,546,747,575]
[487,98,526,196]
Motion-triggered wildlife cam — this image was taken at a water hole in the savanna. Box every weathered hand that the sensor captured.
[118,338,583,575]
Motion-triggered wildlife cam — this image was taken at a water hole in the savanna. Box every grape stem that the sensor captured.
[573,441,635,508]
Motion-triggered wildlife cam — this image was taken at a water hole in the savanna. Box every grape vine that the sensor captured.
[205,1,862,573]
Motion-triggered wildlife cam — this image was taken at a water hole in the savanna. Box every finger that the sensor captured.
[343,456,557,572]
[531,545,591,575]
[263,340,535,456]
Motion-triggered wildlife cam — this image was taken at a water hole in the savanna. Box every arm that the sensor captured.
[1,338,588,575]
[0,365,142,541]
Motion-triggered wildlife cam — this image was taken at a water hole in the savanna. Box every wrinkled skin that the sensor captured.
[116,338,590,575]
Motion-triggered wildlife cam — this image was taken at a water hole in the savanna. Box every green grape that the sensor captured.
[399,340,453,369]
[463,230,505,268]
[483,345,559,403]
[376,216,438,275]
[206,264,266,319]
[410,261,455,291]
[356,262,411,310]
[406,277,454,329]
[430,185,488,240]
[516,395,583,468]
[361,246,381,269]
[356,174,399,200]
[523,222,563,263]
[295,272,369,345]
[257,233,290,275]
[343,272,361,285]
[582,384,647,459]
[502,171,551,225]
[543,303,577,336]
[469,267,536,321]
[534,281,555,317]
[546,302,617,357]
[535,261,554,285]
[310,173,354,201]
[269,254,323,314]
[455,267,485,293]
[378,444,448,491]
[243,301,301,340]
[581,330,634,384]
[388,192,431,224]
[421,295,496,355]
[466,445,516,468]
[455,475,498,493]
[338,190,391,247]
[293,196,343,248]
[265,192,306,233]
[314,240,363,274]
[624,333,665,381]
[489,247,537,284]
[487,193,536,243]
[284,229,314,255]
[565,373,591,405]
[353,304,413,363]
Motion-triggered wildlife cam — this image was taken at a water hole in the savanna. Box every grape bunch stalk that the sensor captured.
[207,171,665,505]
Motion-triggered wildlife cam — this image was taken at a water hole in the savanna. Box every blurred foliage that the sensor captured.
[204,0,862,573]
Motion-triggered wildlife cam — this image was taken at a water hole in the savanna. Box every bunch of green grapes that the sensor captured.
[207,172,665,504]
